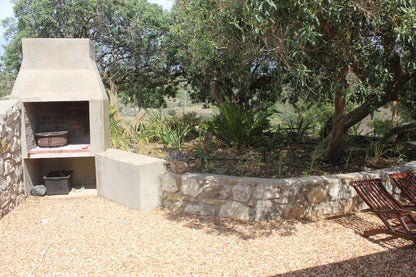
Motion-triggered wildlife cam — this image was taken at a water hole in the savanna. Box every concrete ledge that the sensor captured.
[96,149,165,211]
[161,161,416,221]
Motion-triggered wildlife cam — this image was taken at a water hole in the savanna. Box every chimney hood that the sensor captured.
[11,38,108,102]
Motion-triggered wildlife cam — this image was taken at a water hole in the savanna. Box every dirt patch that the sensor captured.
[140,135,416,178]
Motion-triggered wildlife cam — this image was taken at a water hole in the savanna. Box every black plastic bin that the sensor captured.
[44,170,73,195]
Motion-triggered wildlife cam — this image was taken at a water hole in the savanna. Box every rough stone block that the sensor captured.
[183,203,210,216]
[181,175,201,198]
[254,200,282,220]
[161,161,416,221]
[0,179,6,191]
[11,136,20,153]
[30,185,47,196]
[339,198,361,213]
[0,159,3,176]
[182,194,199,203]
[219,201,250,221]
[282,204,306,219]
[0,138,9,154]
[5,126,13,138]
[201,184,231,205]
[164,192,180,202]
[252,184,282,200]
[306,187,328,204]
[311,203,335,216]
[4,160,14,175]
[13,152,22,164]
[201,203,219,216]
[339,181,357,199]
[232,183,251,203]
[163,199,183,211]
[328,180,341,199]
[162,173,179,193]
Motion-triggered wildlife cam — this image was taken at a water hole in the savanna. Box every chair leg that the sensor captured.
[363,227,386,237]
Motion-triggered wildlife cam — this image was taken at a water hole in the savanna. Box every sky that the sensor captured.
[0,0,14,45]
[0,0,174,55]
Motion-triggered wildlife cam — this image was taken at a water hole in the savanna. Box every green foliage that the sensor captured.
[119,87,167,110]
[158,121,191,151]
[0,69,14,97]
[372,119,392,137]
[190,134,223,171]
[366,142,388,163]
[2,0,180,108]
[174,0,416,155]
[294,101,334,137]
[398,93,416,122]
[3,0,416,158]
[170,122,191,151]
[174,0,282,109]
[109,106,129,149]
[134,110,198,151]
[286,117,312,143]
[203,102,270,149]
[136,111,165,144]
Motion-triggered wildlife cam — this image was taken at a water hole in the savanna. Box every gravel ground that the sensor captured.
[1,196,415,276]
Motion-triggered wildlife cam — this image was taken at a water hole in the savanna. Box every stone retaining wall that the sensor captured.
[161,161,416,221]
[0,100,24,219]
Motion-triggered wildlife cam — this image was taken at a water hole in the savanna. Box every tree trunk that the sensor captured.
[324,67,349,160]
[391,101,398,143]
[377,123,416,145]
[107,77,128,130]
[392,100,398,128]
[209,79,226,106]
[320,82,401,155]
[325,87,346,159]
[108,78,119,112]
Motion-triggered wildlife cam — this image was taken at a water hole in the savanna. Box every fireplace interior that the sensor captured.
[24,101,90,153]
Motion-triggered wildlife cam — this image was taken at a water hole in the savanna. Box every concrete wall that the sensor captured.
[161,161,416,221]
[0,100,24,219]
[96,149,165,211]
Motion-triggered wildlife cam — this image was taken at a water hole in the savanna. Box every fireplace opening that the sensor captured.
[24,157,96,190]
[24,101,90,154]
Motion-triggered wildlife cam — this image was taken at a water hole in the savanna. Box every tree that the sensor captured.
[249,0,416,158]
[1,0,179,117]
[173,0,283,110]
[175,0,416,159]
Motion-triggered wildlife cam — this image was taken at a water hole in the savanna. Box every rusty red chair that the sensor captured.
[389,172,416,206]
[350,178,416,243]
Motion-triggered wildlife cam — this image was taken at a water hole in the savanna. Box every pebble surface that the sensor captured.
[0,196,414,276]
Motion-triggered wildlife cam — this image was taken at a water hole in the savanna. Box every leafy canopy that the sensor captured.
[2,0,179,109]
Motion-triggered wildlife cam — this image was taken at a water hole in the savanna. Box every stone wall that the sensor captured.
[0,100,24,219]
[161,161,416,221]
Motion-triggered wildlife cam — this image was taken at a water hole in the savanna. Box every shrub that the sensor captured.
[203,102,270,149]
[159,121,191,151]
[109,106,129,149]
[136,110,165,143]
[372,119,392,138]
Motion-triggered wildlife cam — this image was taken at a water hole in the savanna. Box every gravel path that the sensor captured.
[1,196,415,276]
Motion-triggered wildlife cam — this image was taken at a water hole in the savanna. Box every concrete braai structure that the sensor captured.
[11,38,110,193]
